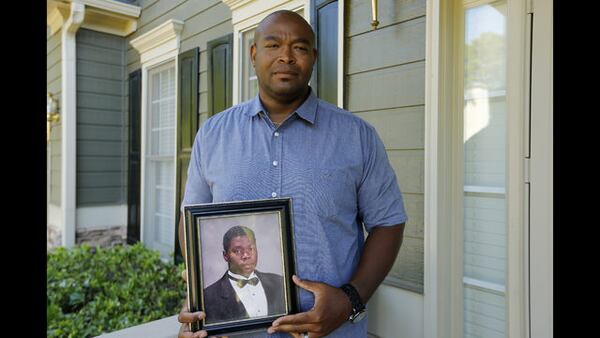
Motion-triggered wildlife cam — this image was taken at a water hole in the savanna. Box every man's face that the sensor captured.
[223,235,258,277]
[250,14,317,100]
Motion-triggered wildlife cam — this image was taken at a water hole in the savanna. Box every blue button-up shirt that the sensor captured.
[182,89,408,337]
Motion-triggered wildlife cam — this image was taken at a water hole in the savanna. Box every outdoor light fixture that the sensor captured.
[371,0,379,29]
[47,92,60,144]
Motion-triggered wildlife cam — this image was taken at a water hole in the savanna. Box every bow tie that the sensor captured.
[228,275,260,288]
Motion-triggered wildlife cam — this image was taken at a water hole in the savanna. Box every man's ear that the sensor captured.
[223,250,230,262]
[250,43,257,67]
[312,47,318,65]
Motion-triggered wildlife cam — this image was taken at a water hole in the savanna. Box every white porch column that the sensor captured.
[60,1,85,248]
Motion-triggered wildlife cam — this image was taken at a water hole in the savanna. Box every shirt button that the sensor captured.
[271,192,277,198]
[274,132,280,137]
[272,160,278,166]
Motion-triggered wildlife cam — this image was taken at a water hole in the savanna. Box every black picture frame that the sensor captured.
[183,198,298,336]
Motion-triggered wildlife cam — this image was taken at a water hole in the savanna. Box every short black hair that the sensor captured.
[222,226,256,251]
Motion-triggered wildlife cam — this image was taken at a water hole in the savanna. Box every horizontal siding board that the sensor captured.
[386,236,423,290]
[346,61,425,112]
[347,0,426,37]
[77,60,124,80]
[129,0,220,43]
[77,92,123,111]
[78,76,124,96]
[77,43,125,65]
[77,157,123,172]
[77,187,123,205]
[347,16,426,75]
[200,71,207,93]
[77,125,124,141]
[401,193,424,239]
[199,50,207,73]
[77,108,124,126]
[199,92,208,114]
[47,44,62,69]
[47,28,61,53]
[180,4,232,40]
[77,172,123,188]
[48,78,61,94]
[387,150,424,194]
[180,20,233,55]
[355,106,424,149]
[77,29,126,50]
[47,63,62,86]
[78,140,123,157]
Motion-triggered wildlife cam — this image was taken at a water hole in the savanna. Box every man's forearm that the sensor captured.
[349,223,405,303]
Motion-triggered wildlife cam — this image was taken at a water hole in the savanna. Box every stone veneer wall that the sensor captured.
[76,226,127,248]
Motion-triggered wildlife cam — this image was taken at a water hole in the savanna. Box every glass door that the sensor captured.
[461,2,508,338]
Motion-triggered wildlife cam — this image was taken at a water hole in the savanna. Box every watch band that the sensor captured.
[340,283,366,322]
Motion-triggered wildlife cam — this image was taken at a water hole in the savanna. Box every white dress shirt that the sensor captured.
[228,271,268,317]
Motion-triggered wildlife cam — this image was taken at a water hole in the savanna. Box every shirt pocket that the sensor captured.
[311,168,355,219]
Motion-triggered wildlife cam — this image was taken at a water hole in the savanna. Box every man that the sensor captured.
[203,226,285,322]
[178,9,407,338]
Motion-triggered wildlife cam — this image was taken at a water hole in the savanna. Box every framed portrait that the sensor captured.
[183,197,298,336]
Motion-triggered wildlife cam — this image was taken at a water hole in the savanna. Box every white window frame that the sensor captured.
[424,0,532,337]
[130,19,183,257]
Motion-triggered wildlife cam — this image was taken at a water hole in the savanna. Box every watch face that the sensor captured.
[351,310,367,323]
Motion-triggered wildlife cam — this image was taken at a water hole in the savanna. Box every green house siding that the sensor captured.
[346,0,426,293]
[76,29,128,206]
[48,27,62,206]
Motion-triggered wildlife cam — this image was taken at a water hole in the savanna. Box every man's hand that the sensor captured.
[267,275,351,338]
[177,301,208,338]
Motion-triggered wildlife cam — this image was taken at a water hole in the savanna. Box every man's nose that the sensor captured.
[277,45,296,64]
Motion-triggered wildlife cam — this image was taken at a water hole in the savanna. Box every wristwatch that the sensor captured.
[340,283,367,323]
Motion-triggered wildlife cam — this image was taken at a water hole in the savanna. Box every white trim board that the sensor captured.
[76,205,128,229]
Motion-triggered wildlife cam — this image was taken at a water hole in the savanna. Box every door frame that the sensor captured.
[423,0,545,337]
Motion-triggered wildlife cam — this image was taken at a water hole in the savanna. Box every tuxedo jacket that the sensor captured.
[203,270,285,322]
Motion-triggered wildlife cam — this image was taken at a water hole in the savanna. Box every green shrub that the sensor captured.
[47,243,186,338]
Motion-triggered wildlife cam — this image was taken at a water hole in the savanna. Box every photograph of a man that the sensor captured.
[203,225,285,323]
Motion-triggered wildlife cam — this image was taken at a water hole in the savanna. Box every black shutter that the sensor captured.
[127,69,142,244]
[207,34,233,117]
[174,47,200,264]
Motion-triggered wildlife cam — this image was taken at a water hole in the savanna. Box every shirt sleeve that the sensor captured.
[180,128,213,213]
[357,123,408,232]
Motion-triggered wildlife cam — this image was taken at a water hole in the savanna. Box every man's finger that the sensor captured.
[291,275,319,293]
[178,323,208,338]
[178,309,205,324]
[181,269,188,282]
[271,311,314,327]
[268,322,312,335]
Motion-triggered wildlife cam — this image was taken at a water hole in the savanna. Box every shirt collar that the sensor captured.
[245,87,318,125]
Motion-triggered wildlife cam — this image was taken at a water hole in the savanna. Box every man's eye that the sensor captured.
[266,44,278,48]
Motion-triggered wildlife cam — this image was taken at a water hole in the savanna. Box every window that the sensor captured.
[312,0,339,106]
[144,61,177,257]
[241,28,258,102]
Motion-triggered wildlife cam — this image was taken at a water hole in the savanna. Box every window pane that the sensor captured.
[317,1,338,105]
[242,29,258,102]
[462,2,507,337]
